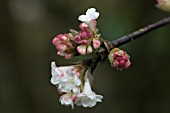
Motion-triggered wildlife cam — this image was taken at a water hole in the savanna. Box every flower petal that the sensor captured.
[86,8,96,15]
[74,76,81,86]
[82,79,93,95]
[50,75,60,85]
[78,15,88,22]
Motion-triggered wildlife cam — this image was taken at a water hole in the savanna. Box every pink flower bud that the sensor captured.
[108,48,131,70]
[57,44,68,52]
[74,36,81,44]
[59,34,68,41]
[77,45,86,55]
[80,31,88,38]
[87,45,93,54]
[66,43,73,48]
[79,23,88,29]
[80,29,92,38]
[65,53,74,59]
[93,38,101,49]
[52,37,59,46]
[86,31,92,38]
[81,40,89,45]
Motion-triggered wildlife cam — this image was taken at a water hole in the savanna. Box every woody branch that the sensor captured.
[111,16,170,47]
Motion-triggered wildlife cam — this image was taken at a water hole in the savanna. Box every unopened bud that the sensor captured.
[87,45,93,54]
[77,45,86,55]
[108,48,131,70]
[79,23,88,29]
[81,40,89,45]
[93,38,101,49]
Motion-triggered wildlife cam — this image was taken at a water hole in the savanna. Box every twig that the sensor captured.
[111,16,170,47]
[90,16,170,73]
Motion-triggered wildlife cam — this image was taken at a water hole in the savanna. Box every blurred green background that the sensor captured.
[1,0,170,113]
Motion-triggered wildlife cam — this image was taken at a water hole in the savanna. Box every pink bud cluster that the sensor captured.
[53,34,75,59]
[108,48,131,70]
[52,22,101,59]
[76,22,101,55]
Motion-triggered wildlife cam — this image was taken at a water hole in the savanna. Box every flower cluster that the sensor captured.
[108,48,131,70]
[52,8,101,59]
[51,62,103,109]
[51,7,132,109]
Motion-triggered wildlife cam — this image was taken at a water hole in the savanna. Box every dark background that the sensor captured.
[1,0,170,113]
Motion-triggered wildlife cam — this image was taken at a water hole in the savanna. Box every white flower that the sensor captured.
[78,8,99,23]
[78,8,99,31]
[75,79,103,107]
[50,62,82,93]
[59,92,74,109]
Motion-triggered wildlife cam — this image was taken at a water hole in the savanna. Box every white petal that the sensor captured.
[86,8,99,20]
[84,68,94,85]
[75,99,81,106]
[81,98,92,107]
[74,76,81,86]
[51,62,57,69]
[72,87,80,94]
[60,76,70,82]
[86,8,96,15]
[51,68,62,77]
[58,66,73,74]
[78,15,88,22]
[96,95,103,100]
[50,76,60,85]
[88,94,96,100]
[63,98,72,105]
[88,100,96,107]
[82,79,93,95]
[60,82,73,92]
[92,12,99,19]
[59,93,74,109]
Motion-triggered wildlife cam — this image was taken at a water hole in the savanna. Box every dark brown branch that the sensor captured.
[111,16,170,47]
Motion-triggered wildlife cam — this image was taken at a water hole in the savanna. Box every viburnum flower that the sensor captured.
[50,7,134,109]
[53,34,76,59]
[156,0,170,12]
[51,62,103,108]
[75,79,103,107]
[78,8,99,31]
[50,62,86,93]
[108,48,131,70]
